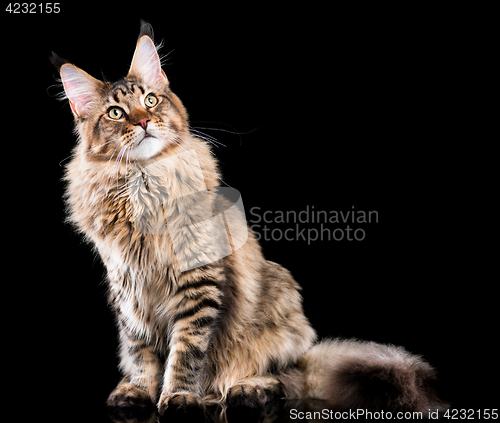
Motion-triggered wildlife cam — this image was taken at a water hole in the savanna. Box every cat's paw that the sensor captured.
[226,384,274,422]
[107,382,153,408]
[227,384,270,409]
[157,392,206,422]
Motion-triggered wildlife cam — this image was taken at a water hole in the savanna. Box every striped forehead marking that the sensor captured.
[110,82,146,102]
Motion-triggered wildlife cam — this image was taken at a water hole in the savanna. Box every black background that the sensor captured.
[3,3,496,422]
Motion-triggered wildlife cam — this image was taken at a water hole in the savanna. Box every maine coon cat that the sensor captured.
[52,22,446,418]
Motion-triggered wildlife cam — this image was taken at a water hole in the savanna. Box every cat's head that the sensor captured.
[52,22,188,162]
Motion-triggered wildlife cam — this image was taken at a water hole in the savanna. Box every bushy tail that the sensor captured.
[299,339,447,412]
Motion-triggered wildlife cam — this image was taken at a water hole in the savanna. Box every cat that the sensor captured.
[51,21,446,418]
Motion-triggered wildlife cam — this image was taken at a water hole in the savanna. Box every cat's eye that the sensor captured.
[108,107,125,120]
[145,94,158,108]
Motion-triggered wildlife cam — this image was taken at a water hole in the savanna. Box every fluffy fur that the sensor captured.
[53,21,446,417]
[301,339,445,412]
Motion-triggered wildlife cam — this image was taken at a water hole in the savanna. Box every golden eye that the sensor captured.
[108,107,124,120]
[145,94,158,108]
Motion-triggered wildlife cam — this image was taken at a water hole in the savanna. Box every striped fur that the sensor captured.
[54,22,446,416]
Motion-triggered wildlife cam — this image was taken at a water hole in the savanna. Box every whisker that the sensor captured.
[179,133,234,189]
[60,137,119,167]
[189,128,225,147]
[114,145,129,191]
[190,122,260,136]
[192,123,261,148]
[58,153,75,167]
[124,147,132,189]
[87,138,117,156]
[99,146,119,195]
[189,128,226,148]
[96,146,120,235]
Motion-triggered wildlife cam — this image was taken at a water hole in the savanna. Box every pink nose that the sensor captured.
[136,117,150,130]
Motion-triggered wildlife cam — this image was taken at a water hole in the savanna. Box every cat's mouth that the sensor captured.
[137,133,156,145]
[131,131,164,160]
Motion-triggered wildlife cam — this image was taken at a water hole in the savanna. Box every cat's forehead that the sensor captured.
[106,78,147,103]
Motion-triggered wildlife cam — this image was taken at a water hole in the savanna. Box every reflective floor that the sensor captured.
[106,398,337,423]
[105,398,456,423]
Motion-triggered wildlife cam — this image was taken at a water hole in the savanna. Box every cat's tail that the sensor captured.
[292,338,448,412]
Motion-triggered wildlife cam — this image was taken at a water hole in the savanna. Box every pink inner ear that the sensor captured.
[63,79,92,115]
[60,64,101,117]
[69,101,79,116]
[129,36,168,85]
[153,68,167,84]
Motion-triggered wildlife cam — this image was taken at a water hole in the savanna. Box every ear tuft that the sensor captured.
[138,20,154,41]
[50,51,71,71]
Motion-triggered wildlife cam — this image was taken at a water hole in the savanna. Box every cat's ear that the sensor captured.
[60,64,103,118]
[128,35,168,85]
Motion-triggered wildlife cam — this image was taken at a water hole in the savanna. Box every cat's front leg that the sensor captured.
[157,278,222,417]
[108,322,163,407]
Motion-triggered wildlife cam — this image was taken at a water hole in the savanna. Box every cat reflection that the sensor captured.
[108,398,332,423]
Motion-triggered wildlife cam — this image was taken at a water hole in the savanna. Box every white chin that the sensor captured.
[131,137,164,160]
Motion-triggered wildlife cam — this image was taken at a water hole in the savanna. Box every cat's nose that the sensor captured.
[136,117,150,130]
